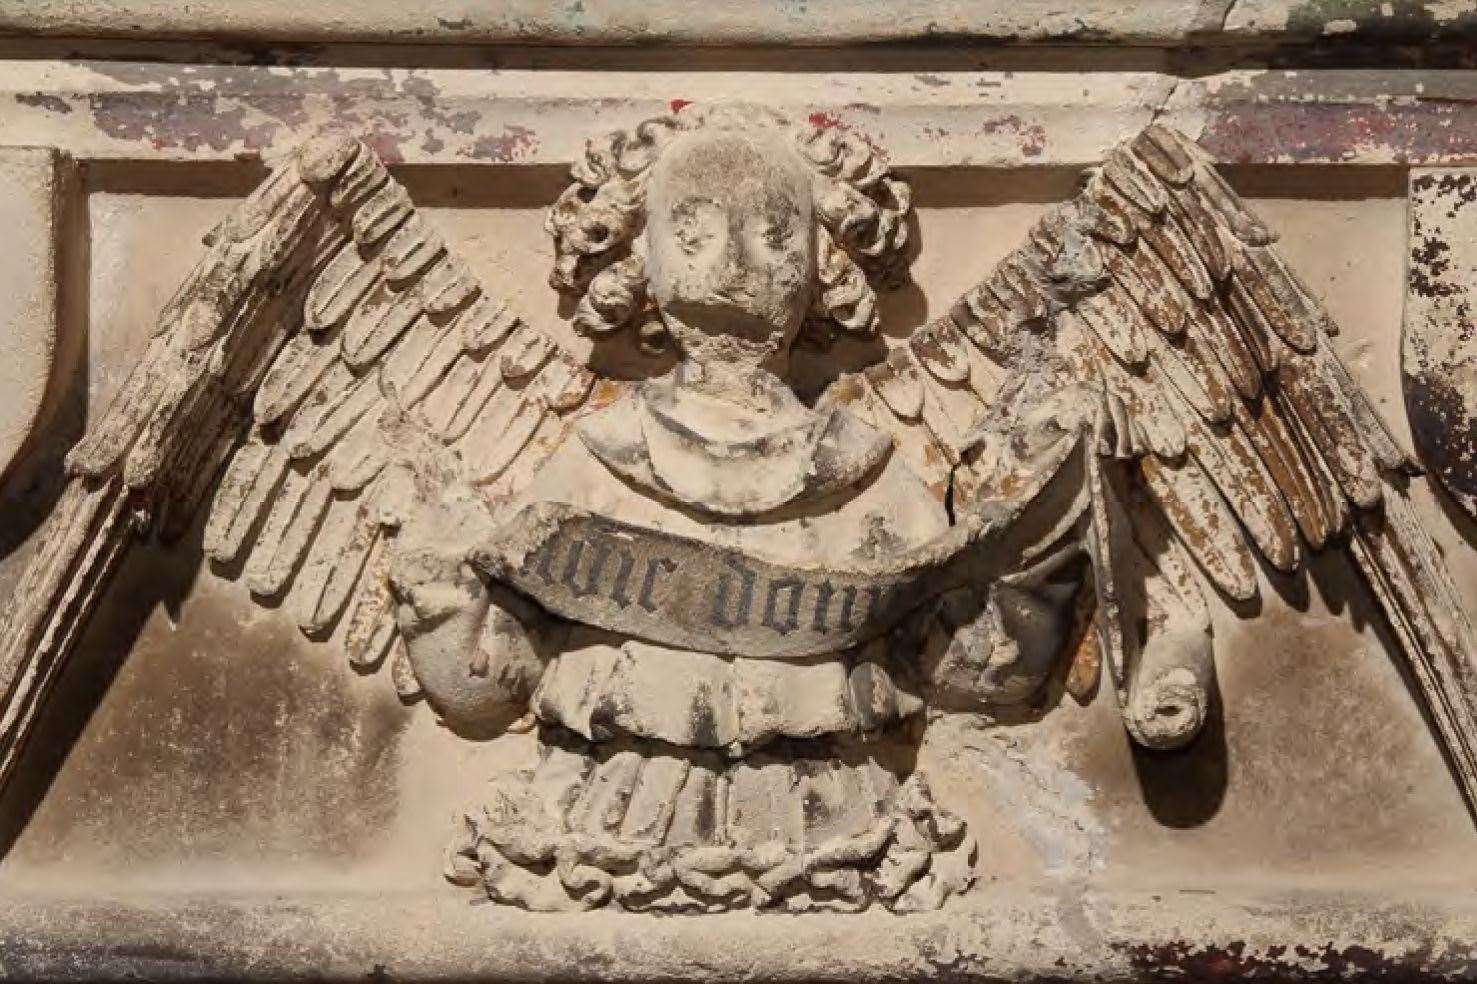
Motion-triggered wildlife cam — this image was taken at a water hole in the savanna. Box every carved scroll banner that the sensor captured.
[1404,168,1477,519]
[485,502,981,659]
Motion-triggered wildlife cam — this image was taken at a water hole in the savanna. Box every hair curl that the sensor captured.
[545,104,912,346]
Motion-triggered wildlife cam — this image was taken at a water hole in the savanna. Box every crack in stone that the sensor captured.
[1219,0,1241,32]
[1148,77,1184,129]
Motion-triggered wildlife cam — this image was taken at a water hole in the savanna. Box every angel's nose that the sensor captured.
[711,228,752,298]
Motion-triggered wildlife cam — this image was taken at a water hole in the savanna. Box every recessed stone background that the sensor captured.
[1,164,1471,905]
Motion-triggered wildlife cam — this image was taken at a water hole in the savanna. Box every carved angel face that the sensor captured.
[644,129,817,368]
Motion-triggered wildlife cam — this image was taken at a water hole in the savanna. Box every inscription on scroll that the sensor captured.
[489,504,939,659]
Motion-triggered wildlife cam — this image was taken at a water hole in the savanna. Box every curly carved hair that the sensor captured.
[546,104,912,347]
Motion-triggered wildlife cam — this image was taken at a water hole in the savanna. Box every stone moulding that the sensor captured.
[1,0,1476,48]
[0,887,1475,982]
[0,146,68,487]
[1,64,1477,168]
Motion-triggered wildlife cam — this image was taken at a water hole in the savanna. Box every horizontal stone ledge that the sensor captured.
[1,0,1476,48]
[2,64,1477,168]
[0,884,1473,982]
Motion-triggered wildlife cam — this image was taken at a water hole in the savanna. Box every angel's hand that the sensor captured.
[924,573,1078,712]
[955,380,1100,547]
[386,485,545,733]
[1006,381,1103,460]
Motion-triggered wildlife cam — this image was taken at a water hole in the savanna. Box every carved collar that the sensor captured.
[578,374,892,518]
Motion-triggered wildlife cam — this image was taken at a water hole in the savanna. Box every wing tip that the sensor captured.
[298,134,362,186]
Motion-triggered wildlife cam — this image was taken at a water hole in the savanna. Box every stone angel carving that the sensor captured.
[3,104,1477,914]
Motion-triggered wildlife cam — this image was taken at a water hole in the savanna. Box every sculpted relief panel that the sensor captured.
[4,97,1477,927]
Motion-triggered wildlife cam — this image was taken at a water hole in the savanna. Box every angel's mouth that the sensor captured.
[661,298,787,346]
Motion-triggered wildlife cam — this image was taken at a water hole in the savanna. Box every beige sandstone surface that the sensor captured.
[1,5,1477,982]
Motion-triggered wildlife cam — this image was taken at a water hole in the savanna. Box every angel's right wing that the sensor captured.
[0,136,606,792]
[830,125,1477,823]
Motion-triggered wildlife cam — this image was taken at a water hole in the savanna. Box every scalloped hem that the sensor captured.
[445,732,976,912]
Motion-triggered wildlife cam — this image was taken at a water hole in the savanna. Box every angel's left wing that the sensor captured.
[0,136,606,791]
[830,125,1477,820]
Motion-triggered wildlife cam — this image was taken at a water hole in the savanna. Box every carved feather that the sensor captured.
[990,256,1051,324]
[1103,244,1186,338]
[1075,287,1147,367]
[1185,414,1302,573]
[1166,182,1232,283]
[1231,394,1331,549]
[460,294,521,352]
[425,353,501,443]
[382,313,463,410]
[536,352,597,413]
[381,213,446,284]
[328,146,390,214]
[205,441,290,565]
[1196,301,1261,400]
[245,467,332,597]
[323,413,389,494]
[1223,271,1286,376]
[340,279,423,368]
[1130,126,1194,186]
[913,376,966,468]
[0,483,131,785]
[255,328,342,426]
[1147,327,1234,423]
[1085,176,1143,246]
[1349,491,1477,805]
[343,548,398,671]
[1232,247,1320,353]
[282,371,380,462]
[1103,148,1166,216]
[390,641,421,700]
[949,287,1010,358]
[499,324,556,383]
[351,181,414,247]
[1141,217,1214,303]
[291,485,382,635]
[158,387,249,543]
[462,395,545,485]
[422,257,479,316]
[910,319,972,386]
[1281,356,1382,509]
[306,241,380,331]
[1139,454,1257,602]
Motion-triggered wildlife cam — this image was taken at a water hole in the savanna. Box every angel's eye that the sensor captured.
[668,198,721,255]
[675,225,710,254]
[671,214,715,255]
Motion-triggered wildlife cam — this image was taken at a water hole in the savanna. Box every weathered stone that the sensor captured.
[1404,167,1477,520]
[3,9,1477,981]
